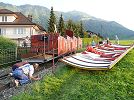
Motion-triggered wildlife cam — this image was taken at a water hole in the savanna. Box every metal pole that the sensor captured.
[52,33,55,73]
[15,47,18,61]
[44,35,45,59]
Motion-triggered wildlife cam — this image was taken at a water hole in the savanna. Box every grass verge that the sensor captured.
[12,40,134,100]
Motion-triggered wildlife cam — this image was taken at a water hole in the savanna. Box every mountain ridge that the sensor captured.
[0,2,134,39]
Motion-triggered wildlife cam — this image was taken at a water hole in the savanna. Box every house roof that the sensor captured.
[0,9,15,14]
[0,9,46,31]
[35,24,46,31]
[0,12,36,25]
[86,30,104,38]
[13,12,36,25]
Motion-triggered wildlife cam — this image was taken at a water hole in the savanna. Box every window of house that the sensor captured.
[13,28,16,34]
[2,16,4,22]
[21,28,23,34]
[23,28,26,34]
[2,16,8,22]
[2,28,6,35]
[17,28,26,34]
[5,16,7,22]
[0,28,6,35]
[18,28,21,34]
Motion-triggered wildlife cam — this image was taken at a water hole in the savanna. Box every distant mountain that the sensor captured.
[0,2,134,39]
[62,11,96,21]
[83,20,134,39]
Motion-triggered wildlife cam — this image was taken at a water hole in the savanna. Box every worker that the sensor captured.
[106,37,109,44]
[23,36,30,47]
[115,35,119,44]
[11,62,40,87]
[91,40,96,46]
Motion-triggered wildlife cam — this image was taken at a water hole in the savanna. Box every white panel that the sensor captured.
[7,16,16,22]
[0,16,2,22]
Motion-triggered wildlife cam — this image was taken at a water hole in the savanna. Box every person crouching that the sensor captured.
[11,62,40,87]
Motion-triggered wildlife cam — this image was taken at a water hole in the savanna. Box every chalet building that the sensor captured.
[86,30,103,38]
[0,9,46,46]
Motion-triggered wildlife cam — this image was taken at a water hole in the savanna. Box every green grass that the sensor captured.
[12,40,134,100]
[111,40,134,45]
[82,37,101,47]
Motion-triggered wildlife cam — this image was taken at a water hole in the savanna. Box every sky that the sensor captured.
[0,0,134,31]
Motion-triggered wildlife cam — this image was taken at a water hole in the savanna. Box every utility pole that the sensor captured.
[52,24,57,73]
[101,24,102,37]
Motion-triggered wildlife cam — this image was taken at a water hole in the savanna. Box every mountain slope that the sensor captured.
[84,20,134,39]
[0,2,134,39]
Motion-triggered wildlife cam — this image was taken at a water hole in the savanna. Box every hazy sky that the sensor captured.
[1,0,134,31]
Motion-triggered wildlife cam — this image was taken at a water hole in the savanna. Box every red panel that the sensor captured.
[65,30,74,37]
[31,33,82,56]
[31,33,59,54]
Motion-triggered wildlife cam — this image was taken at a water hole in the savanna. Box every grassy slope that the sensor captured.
[12,40,134,100]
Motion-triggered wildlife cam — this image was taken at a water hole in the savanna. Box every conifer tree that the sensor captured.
[58,14,65,36]
[66,19,73,30]
[66,20,81,37]
[73,23,80,37]
[79,21,84,38]
[48,7,57,33]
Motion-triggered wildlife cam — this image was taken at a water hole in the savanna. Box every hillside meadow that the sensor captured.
[12,40,134,100]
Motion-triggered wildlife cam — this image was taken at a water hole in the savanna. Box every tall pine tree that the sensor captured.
[66,19,73,30]
[72,22,80,37]
[48,7,57,33]
[66,20,81,37]
[58,14,65,36]
[79,21,84,38]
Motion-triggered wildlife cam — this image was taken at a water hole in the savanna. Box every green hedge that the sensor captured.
[0,36,17,66]
[0,36,17,49]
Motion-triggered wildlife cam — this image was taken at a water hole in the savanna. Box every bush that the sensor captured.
[0,36,17,49]
[0,36,17,66]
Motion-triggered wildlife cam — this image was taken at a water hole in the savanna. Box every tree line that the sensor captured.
[48,7,84,38]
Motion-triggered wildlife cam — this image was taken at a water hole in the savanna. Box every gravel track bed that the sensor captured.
[0,61,65,100]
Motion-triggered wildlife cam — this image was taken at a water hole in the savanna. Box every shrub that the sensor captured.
[0,36,17,49]
[0,36,17,66]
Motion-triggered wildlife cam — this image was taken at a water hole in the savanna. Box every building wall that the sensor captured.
[0,25,42,38]
[0,15,16,22]
[0,26,30,38]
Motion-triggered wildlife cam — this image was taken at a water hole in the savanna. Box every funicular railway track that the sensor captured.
[0,58,59,92]
[0,57,63,99]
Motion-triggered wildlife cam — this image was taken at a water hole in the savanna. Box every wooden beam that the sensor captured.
[109,45,134,69]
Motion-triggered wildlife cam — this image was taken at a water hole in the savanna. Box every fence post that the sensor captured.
[15,47,18,61]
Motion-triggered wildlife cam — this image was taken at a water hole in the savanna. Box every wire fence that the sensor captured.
[0,48,21,66]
